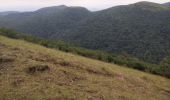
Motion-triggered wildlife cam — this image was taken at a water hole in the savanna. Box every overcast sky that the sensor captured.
[0,0,169,12]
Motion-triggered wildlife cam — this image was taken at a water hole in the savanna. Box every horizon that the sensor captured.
[0,0,169,12]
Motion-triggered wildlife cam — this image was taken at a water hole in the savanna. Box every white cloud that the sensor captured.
[0,0,169,11]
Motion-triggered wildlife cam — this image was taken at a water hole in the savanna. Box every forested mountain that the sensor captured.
[0,2,170,63]
[0,5,91,37]
[64,1,170,63]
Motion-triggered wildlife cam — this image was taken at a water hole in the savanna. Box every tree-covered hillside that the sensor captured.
[64,1,170,63]
[0,2,170,63]
[0,5,91,37]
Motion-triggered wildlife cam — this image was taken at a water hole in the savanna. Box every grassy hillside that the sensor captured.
[0,35,170,100]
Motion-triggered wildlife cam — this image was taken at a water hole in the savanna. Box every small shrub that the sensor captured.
[127,62,146,71]
[107,56,114,62]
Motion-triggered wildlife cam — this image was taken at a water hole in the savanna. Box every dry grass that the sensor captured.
[0,35,170,100]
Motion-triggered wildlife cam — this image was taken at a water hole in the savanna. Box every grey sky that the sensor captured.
[0,0,169,12]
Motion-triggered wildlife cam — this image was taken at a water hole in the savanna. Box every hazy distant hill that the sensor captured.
[163,2,170,6]
[0,11,19,16]
[0,2,170,63]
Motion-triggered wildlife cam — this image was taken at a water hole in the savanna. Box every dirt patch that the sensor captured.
[0,56,15,64]
[117,95,130,100]
[50,96,75,100]
[26,65,50,74]
[0,56,15,71]
[86,68,113,77]
[62,70,86,81]
[27,52,85,71]
[58,61,72,67]
[87,95,105,100]
[28,53,74,67]
[0,43,8,49]
[11,78,24,87]
[160,88,170,96]
[55,70,87,86]
[114,73,125,81]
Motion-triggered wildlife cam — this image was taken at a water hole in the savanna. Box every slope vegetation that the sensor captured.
[0,28,169,78]
[0,35,170,100]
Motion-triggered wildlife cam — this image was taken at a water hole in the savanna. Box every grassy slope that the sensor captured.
[0,35,170,100]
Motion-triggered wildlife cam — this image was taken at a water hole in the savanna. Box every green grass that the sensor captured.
[0,35,170,100]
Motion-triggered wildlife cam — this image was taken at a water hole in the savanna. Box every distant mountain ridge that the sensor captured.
[0,11,19,16]
[35,5,68,14]
[0,2,170,63]
[163,2,170,6]
[0,5,91,37]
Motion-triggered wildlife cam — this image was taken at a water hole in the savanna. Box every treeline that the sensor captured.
[0,28,169,78]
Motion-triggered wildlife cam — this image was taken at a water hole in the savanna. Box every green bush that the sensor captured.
[127,62,146,71]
